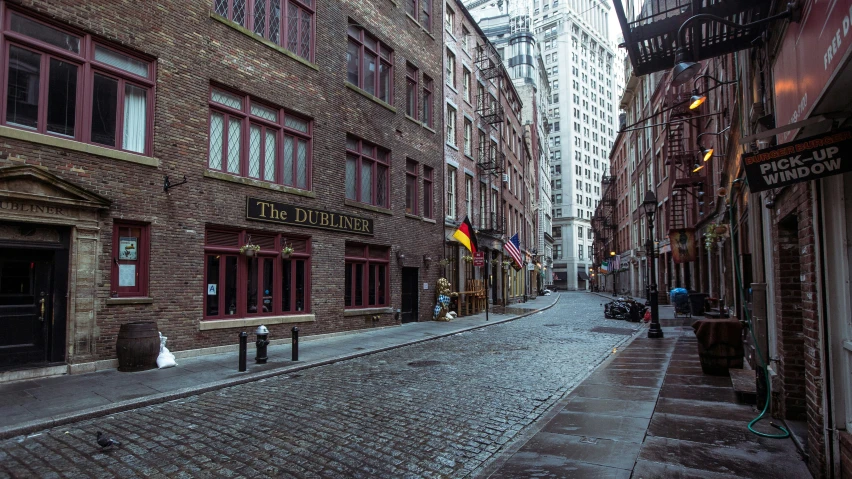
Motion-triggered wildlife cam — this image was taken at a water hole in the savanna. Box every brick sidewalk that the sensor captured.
[480,308,811,479]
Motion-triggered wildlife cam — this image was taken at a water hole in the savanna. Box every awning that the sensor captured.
[578,272,590,281]
[553,272,568,282]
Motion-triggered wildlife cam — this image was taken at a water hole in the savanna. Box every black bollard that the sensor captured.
[238,332,247,372]
[291,327,299,361]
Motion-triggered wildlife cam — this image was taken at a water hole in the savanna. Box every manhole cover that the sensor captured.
[407,360,442,367]
[543,324,560,327]
[589,326,635,335]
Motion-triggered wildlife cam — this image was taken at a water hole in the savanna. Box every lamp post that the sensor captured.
[610,251,617,296]
[643,190,662,338]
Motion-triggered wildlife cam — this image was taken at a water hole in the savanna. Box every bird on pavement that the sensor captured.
[96,431,121,449]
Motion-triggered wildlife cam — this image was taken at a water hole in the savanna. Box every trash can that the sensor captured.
[688,293,709,316]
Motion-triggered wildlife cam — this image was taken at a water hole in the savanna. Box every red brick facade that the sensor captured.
[0,0,446,366]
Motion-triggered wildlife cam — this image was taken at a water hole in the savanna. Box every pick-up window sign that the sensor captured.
[743,129,852,193]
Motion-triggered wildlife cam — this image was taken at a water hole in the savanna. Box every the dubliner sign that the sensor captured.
[742,129,852,193]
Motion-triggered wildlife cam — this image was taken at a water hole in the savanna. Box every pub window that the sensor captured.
[208,86,312,190]
[344,243,389,308]
[345,134,390,208]
[405,159,419,215]
[422,165,434,219]
[2,8,155,154]
[204,229,310,319]
[111,221,149,298]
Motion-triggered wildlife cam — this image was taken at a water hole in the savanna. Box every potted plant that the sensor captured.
[281,245,295,258]
[438,258,450,267]
[502,260,512,270]
[491,259,500,266]
[240,243,261,257]
[462,254,474,263]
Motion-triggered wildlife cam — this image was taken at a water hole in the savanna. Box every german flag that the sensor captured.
[452,216,478,254]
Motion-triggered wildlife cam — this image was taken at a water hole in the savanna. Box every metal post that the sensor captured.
[291,327,299,361]
[648,217,663,338]
[238,332,247,372]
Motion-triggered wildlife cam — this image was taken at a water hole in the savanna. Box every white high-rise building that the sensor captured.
[532,0,621,290]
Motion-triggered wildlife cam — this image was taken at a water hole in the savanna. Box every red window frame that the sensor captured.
[405,63,418,119]
[347,24,393,103]
[422,74,433,128]
[405,159,419,215]
[111,221,150,298]
[213,0,315,62]
[203,229,312,320]
[0,6,155,155]
[423,165,434,219]
[208,85,313,191]
[345,134,390,208]
[344,244,389,309]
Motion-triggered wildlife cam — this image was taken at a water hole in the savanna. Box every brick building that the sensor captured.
[614,0,852,477]
[442,0,530,305]
[0,0,446,376]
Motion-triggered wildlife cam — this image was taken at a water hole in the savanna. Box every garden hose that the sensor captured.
[728,195,790,439]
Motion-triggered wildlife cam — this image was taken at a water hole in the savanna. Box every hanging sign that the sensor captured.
[246,197,374,235]
[669,228,697,264]
[473,251,485,267]
[742,129,852,193]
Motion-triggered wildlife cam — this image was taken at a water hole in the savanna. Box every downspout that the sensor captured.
[815,179,836,478]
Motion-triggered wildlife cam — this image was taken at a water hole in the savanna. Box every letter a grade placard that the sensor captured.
[246,197,374,235]
[742,129,852,193]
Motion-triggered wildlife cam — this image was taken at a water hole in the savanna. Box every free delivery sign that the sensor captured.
[743,129,852,193]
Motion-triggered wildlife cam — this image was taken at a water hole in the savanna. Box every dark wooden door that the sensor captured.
[0,251,54,368]
[401,267,418,323]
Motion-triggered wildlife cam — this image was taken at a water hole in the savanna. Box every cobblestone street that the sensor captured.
[0,293,640,478]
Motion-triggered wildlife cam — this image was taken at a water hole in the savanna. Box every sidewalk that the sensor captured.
[482,304,811,479]
[0,294,558,440]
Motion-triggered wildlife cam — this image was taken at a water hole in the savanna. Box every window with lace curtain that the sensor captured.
[214,0,314,62]
[208,86,312,190]
[2,9,154,154]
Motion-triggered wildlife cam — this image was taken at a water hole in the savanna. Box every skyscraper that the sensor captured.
[532,0,621,290]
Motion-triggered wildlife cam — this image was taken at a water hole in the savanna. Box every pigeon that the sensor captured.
[96,431,121,449]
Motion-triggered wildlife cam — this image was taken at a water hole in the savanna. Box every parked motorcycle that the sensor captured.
[604,296,648,322]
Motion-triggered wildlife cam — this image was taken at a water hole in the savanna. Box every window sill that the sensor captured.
[344,198,393,216]
[199,313,316,331]
[204,170,316,198]
[210,13,319,71]
[405,213,422,220]
[422,217,437,224]
[423,125,436,134]
[343,307,393,317]
[0,126,159,168]
[446,84,458,94]
[345,83,397,113]
[405,114,423,127]
[106,297,154,305]
[446,143,459,151]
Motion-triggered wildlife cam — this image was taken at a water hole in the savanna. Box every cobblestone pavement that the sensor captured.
[0,292,640,479]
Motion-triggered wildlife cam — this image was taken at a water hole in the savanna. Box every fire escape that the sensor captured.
[475,42,505,237]
[592,175,616,274]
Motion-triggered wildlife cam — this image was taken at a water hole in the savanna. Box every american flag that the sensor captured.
[504,233,523,270]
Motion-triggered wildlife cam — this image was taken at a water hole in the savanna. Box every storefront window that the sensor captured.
[344,243,389,308]
[204,229,310,319]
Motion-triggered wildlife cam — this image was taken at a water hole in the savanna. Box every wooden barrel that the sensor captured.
[116,322,160,372]
[698,342,744,376]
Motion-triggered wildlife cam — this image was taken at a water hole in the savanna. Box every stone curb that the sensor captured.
[0,296,562,441]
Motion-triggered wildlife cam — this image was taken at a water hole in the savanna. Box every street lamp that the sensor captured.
[610,251,617,297]
[642,190,662,339]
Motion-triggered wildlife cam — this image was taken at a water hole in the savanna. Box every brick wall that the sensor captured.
[0,0,446,360]
[771,182,825,478]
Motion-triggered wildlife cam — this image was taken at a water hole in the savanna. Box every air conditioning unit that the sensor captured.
[502,173,509,183]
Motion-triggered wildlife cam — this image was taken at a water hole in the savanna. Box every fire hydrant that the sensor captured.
[255,325,269,364]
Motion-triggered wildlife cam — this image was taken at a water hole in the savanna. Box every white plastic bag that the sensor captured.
[157,332,177,369]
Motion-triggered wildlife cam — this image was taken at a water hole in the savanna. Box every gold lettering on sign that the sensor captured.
[257,201,270,218]
[0,201,69,217]
[295,207,308,223]
[320,212,329,226]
